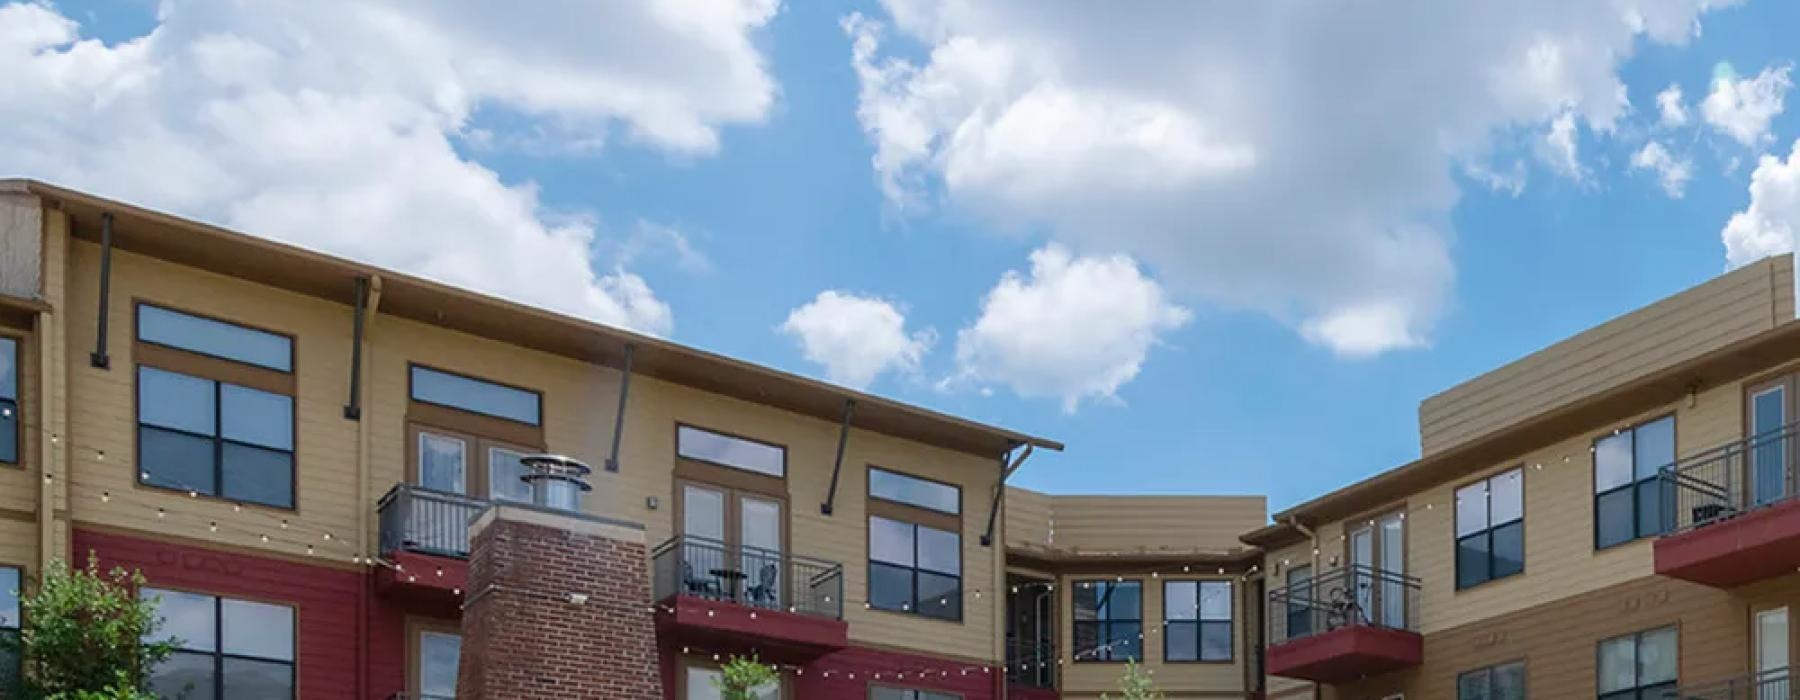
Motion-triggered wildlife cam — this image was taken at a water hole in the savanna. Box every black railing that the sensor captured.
[1006,637,1055,689]
[1661,669,1792,699]
[377,484,487,558]
[1266,565,1420,645]
[651,535,844,620]
[1661,423,1800,534]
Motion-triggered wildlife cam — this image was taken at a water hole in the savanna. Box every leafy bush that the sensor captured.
[1101,659,1164,700]
[712,654,780,700]
[1,554,176,699]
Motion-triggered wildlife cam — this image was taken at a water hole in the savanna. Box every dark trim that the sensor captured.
[604,343,635,473]
[1161,578,1236,664]
[865,513,964,623]
[981,444,1030,546]
[406,362,544,428]
[1070,578,1143,663]
[89,212,112,369]
[133,365,297,510]
[344,276,368,420]
[821,398,855,515]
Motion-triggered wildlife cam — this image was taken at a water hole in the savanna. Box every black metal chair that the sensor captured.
[744,562,779,608]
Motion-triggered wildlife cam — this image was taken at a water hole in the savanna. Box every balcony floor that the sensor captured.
[1656,498,1800,588]
[1266,626,1423,684]
[655,594,848,658]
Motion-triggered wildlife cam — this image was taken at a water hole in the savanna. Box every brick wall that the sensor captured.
[458,505,662,699]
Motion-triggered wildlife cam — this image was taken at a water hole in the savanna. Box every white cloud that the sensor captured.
[952,245,1190,412]
[616,221,714,275]
[779,291,934,389]
[1629,141,1694,197]
[1541,111,1587,182]
[0,0,783,335]
[846,1,1733,357]
[1702,63,1793,147]
[1657,84,1690,127]
[1722,139,1800,268]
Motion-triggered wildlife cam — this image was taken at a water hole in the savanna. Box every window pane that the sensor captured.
[1073,622,1101,659]
[145,589,216,652]
[410,366,539,425]
[140,426,217,495]
[1634,417,1676,481]
[1636,479,1667,538]
[421,632,461,697]
[1597,488,1635,549]
[1165,582,1197,621]
[150,650,217,700]
[1199,582,1231,621]
[1103,621,1142,661]
[869,688,904,700]
[222,598,294,661]
[0,399,15,465]
[0,337,15,400]
[1491,521,1524,579]
[1200,621,1232,661]
[418,433,467,495]
[869,468,960,514]
[220,385,292,450]
[0,568,18,629]
[1598,636,1636,692]
[869,517,915,566]
[222,657,293,699]
[1456,481,1488,536]
[1595,432,1633,493]
[139,305,292,372]
[139,367,216,435]
[1493,662,1526,700]
[1639,627,1678,684]
[1165,622,1197,661]
[676,425,783,477]
[1456,534,1490,589]
[221,444,293,508]
[488,448,533,504]
[1074,584,1101,621]
[1491,469,1523,524]
[1457,668,1491,700]
[1106,582,1143,620]
[916,525,960,575]
[917,571,960,621]
[868,561,914,611]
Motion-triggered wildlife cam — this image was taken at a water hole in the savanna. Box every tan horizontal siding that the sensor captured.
[1419,254,1792,456]
[1044,495,1265,553]
[1004,487,1054,549]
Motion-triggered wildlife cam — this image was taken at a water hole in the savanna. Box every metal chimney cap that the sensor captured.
[520,453,594,476]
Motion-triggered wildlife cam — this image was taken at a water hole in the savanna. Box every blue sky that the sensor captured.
[7,1,1800,515]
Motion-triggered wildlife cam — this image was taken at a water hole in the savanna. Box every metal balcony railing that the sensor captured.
[1661,423,1800,534]
[377,484,488,559]
[1266,565,1420,646]
[651,535,844,620]
[1005,637,1056,689]
[1660,668,1792,699]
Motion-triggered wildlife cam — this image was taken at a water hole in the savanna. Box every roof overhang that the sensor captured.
[17,179,1062,458]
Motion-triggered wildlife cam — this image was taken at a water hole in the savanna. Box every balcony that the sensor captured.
[651,535,848,655]
[1265,565,1422,684]
[1659,668,1791,699]
[1656,424,1800,588]
[1005,636,1055,692]
[374,484,485,608]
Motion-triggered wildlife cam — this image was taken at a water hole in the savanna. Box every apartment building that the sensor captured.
[1244,253,1800,699]
[0,179,1076,699]
[1001,488,1266,699]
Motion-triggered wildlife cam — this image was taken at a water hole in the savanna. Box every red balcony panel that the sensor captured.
[1656,499,1800,588]
[374,549,468,615]
[656,594,848,659]
[1266,625,1423,684]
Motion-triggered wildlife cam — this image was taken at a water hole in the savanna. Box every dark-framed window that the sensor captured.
[410,365,540,426]
[135,304,295,509]
[1458,660,1526,699]
[1283,565,1313,639]
[870,686,959,700]
[1598,626,1677,699]
[869,467,959,514]
[0,336,17,464]
[1456,467,1524,589]
[676,424,784,478]
[1594,415,1675,549]
[868,515,961,621]
[0,566,21,693]
[1164,580,1232,662]
[1073,579,1141,662]
[416,628,461,700]
[142,588,295,699]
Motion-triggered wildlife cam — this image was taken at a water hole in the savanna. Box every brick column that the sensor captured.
[458,505,664,699]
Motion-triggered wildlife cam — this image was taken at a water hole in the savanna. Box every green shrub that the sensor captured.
[712,654,780,700]
[0,554,176,699]
[1101,659,1164,700]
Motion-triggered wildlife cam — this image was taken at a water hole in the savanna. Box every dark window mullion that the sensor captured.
[213,382,225,499]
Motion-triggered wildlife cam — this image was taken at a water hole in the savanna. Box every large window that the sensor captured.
[868,515,961,621]
[1073,580,1142,662]
[417,629,460,700]
[1,337,17,464]
[1458,660,1525,700]
[1598,626,1677,699]
[1457,468,1524,589]
[0,566,19,691]
[677,425,784,477]
[408,364,565,510]
[143,588,295,699]
[136,305,295,509]
[1595,416,1675,549]
[1164,580,1232,662]
[410,365,540,426]
[871,687,958,700]
[869,467,959,514]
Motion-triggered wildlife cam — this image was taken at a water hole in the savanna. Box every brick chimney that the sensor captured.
[458,504,664,699]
